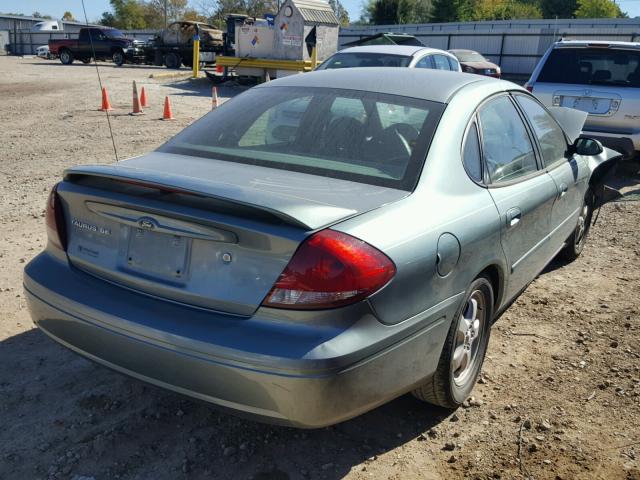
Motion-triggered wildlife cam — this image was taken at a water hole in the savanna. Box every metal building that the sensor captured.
[0,14,97,55]
[340,18,640,77]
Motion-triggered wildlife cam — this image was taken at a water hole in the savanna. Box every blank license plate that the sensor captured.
[126,228,189,279]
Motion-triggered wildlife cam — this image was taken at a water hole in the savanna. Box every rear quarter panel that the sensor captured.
[333,81,510,325]
[48,39,76,53]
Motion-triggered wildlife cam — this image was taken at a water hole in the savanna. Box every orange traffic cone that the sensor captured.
[130,80,144,115]
[162,96,175,121]
[99,87,113,112]
[211,86,219,110]
[140,86,148,108]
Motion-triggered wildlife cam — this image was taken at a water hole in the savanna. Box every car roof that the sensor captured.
[448,49,478,53]
[257,67,494,103]
[554,40,640,49]
[337,45,446,57]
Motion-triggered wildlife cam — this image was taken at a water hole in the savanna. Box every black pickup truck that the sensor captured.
[49,27,145,66]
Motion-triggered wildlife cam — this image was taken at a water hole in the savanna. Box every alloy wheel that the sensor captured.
[452,290,486,387]
[575,204,589,247]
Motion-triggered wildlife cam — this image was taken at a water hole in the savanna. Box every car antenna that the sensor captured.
[81,0,119,162]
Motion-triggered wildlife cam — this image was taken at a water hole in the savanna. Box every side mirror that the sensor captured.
[571,137,604,156]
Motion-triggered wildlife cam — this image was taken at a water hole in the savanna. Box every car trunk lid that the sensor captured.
[58,152,407,315]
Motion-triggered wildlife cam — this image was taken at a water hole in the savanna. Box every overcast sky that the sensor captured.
[0,0,638,25]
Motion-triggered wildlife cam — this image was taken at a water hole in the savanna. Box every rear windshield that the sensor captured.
[453,51,486,62]
[160,86,444,190]
[105,29,125,39]
[318,52,412,69]
[538,47,640,87]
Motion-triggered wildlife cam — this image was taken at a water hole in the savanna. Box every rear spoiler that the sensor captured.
[63,164,355,231]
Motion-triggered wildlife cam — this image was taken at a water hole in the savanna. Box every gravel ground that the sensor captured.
[1,56,639,480]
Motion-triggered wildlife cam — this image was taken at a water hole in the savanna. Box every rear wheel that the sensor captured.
[59,49,74,65]
[412,276,493,408]
[164,52,181,69]
[81,58,92,64]
[559,195,592,262]
[112,50,125,66]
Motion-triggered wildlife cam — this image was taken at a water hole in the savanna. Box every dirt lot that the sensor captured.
[0,56,639,480]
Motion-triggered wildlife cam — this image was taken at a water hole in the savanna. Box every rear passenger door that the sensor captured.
[477,95,558,298]
[514,94,590,249]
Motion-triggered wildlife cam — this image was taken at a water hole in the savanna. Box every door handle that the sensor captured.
[558,183,568,198]
[506,207,521,228]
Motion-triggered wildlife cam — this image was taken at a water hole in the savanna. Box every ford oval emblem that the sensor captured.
[137,217,156,230]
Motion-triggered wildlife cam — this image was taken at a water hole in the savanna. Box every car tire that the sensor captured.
[412,275,494,408]
[59,49,74,65]
[559,193,593,262]
[112,50,125,66]
[81,58,92,64]
[164,52,181,69]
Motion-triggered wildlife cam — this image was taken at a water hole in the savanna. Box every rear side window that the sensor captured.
[462,121,482,182]
[538,47,640,87]
[162,86,445,191]
[415,56,434,69]
[448,57,460,71]
[515,95,568,167]
[433,55,451,70]
[478,96,538,183]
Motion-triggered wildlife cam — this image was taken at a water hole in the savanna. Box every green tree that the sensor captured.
[473,0,542,20]
[61,11,75,21]
[366,0,399,24]
[183,9,208,22]
[200,0,279,28]
[429,0,475,22]
[329,0,351,26]
[99,11,117,26]
[146,0,189,26]
[540,0,577,18]
[574,0,623,18]
[364,0,431,24]
[99,0,148,29]
[32,11,53,19]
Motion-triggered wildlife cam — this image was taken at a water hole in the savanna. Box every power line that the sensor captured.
[81,0,119,163]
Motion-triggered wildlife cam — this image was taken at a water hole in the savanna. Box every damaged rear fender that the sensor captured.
[585,146,624,209]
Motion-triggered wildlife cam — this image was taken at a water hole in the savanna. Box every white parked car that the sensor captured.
[527,40,640,159]
[36,45,54,59]
[316,45,462,73]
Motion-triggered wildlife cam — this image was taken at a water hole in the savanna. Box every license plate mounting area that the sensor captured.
[125,227,191,280]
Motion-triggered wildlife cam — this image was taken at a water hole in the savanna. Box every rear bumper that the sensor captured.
[24,252,457,428]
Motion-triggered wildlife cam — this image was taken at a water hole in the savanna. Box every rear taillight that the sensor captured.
[263,229,396,310]
[45,183,67,251]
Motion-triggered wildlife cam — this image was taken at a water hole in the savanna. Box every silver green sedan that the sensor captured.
[24,68,621,428]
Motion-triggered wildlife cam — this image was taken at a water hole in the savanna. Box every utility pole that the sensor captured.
[164,0,168,28]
